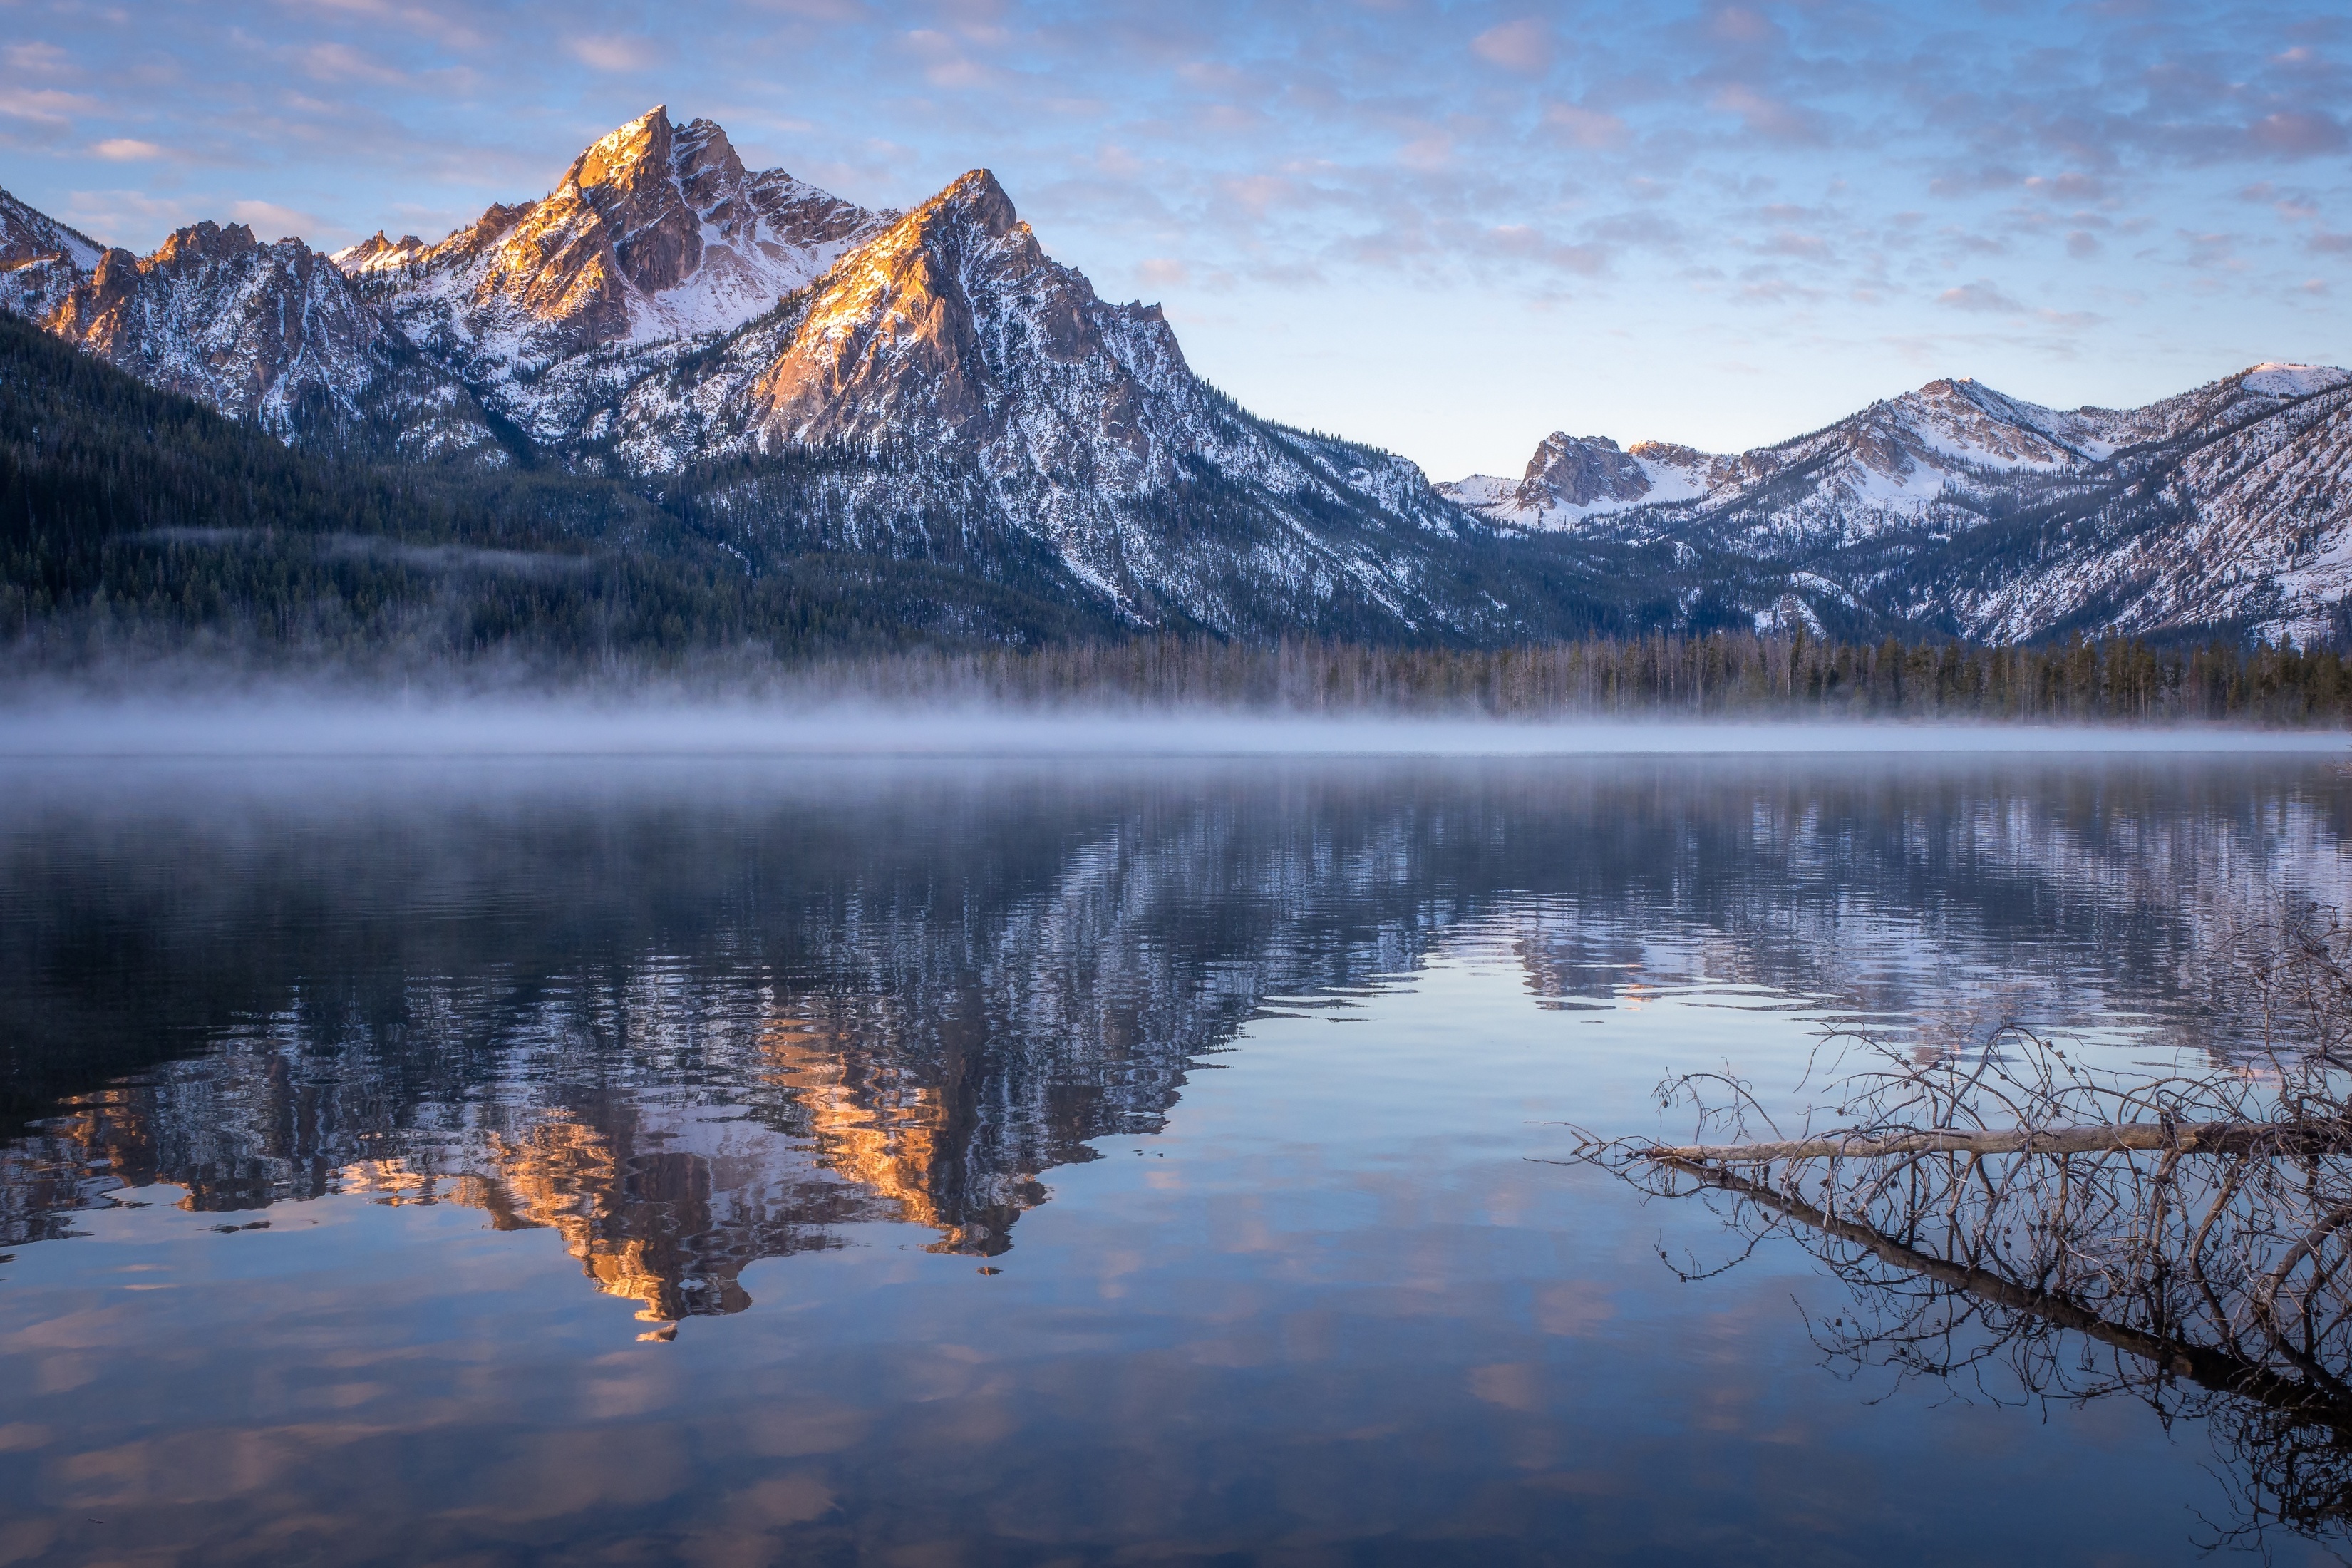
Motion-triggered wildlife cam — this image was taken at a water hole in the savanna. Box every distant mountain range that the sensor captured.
[1441,367,2352,644]
[2,106,2346,649]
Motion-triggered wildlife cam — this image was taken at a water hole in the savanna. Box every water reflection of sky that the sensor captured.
[1,756,2346,1562]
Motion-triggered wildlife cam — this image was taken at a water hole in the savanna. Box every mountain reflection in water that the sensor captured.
[4,757,2341,1335]
[8,753,2352,1566]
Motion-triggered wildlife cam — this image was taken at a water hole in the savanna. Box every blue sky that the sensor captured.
[2,0,2346,478]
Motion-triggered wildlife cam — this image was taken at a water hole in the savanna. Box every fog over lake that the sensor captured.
[3,694,2345,758]
[1,751,2347,1564]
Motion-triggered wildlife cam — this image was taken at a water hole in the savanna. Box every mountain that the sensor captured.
[2,108,1652,643]
[3,105,2346,650]
[1443,366,2352,643]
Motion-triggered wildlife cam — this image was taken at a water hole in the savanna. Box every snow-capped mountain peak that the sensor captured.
[445,104,882,347]
[331,108,897,437]
[750,167,1104,451]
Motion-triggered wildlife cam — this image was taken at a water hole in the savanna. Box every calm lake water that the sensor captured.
[1,752,2348,1565]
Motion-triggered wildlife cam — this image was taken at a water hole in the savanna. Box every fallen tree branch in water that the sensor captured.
[1660,1153,2352,1423]
[1646,1119,2352,1164]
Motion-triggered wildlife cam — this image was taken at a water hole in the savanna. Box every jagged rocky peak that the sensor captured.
[748,166,1175,453]
[560,105,703,297]
[355,106,889,363]
[150,220,265,265]
[1442,428,1721,530]
[43,219,388,428]
[1519,433,1652,508]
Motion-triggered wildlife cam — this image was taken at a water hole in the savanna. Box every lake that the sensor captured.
[1,751,2346,1565]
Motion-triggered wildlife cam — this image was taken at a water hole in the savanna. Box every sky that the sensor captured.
[1,1,2347,481]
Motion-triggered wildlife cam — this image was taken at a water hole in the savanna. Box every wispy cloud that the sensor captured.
[229,198,329,239]
[0,88,98,127]
[1939,280,2026,313]
[0,0,2341,474]
[1470,19,1552,76]
[1543,102,1629,150]
[4,42,77,78]
[568,35,664,73]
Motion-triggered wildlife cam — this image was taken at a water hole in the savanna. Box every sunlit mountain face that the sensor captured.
[2,757,2341,1336]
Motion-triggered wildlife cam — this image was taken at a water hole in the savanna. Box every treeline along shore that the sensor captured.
[812,634,2352,725]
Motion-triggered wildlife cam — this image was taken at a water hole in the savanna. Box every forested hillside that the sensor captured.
[0,312,1126,668]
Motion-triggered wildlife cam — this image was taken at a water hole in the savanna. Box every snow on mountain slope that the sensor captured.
[1951,374,2352,644]
[1440,474,1514,510]
[1800,366,2352,641]
[329,232,430,274]
[2063,363,2352,451]
[1656,378,2123,545]
[48,222,388,429]
[0,188,103,322]
[0,189,100,272]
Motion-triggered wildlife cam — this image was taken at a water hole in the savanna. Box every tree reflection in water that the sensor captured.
[1579,907,2352,1557]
